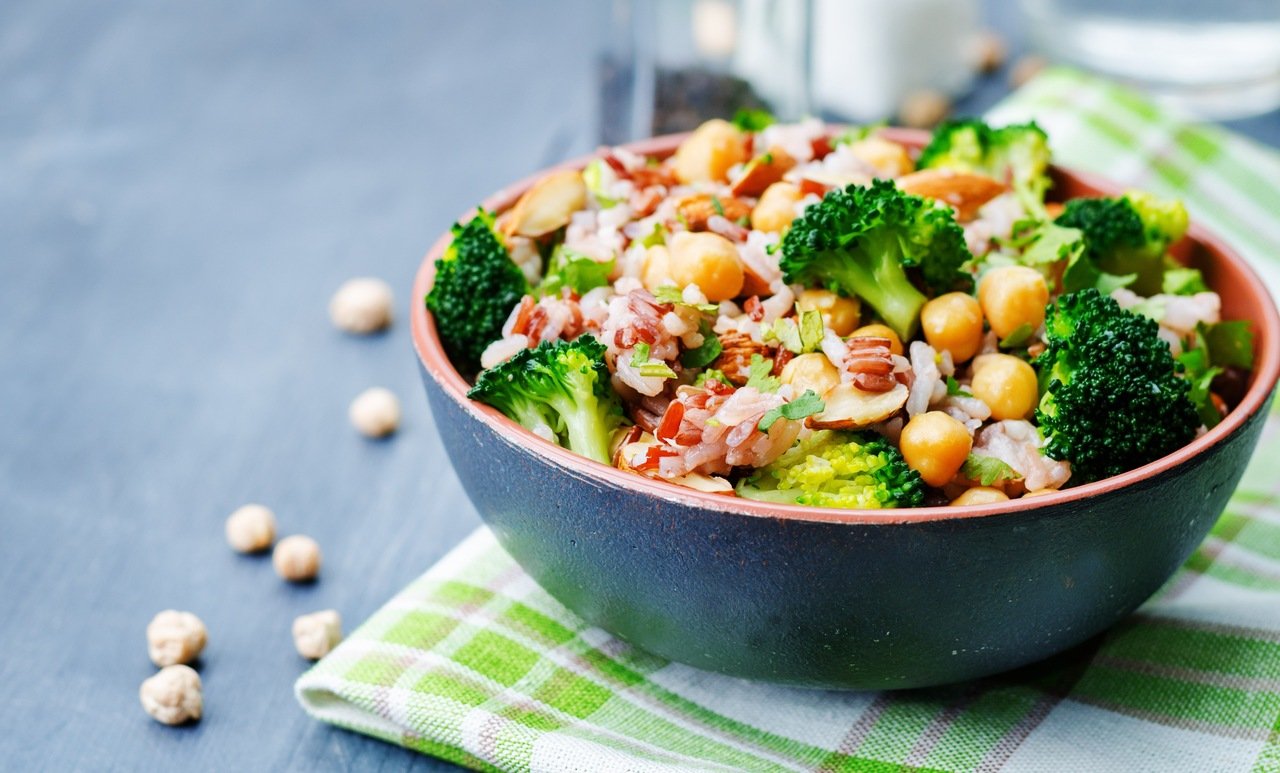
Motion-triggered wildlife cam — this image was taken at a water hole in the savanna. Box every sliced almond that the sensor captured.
[806,382,909,430]
[895,169,1006,222]
[504,169,588,237]
[676,194,752,232]
[668,473,736,495]
[801,170,872,191]
[740,263,774,297]
[729,147,797,197]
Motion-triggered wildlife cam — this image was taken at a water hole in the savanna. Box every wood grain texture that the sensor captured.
[0,0,1274,770]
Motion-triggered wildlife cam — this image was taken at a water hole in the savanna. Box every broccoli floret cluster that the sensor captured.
[426,209,529,373]
[779,179,972,341]
[737,430,924,508]
[1034,289,1199,484]
[917,119,1052,214]
[467,335,625,465]
[1055,191,1189,295]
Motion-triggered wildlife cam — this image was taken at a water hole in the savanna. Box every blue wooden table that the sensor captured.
[1,2,1276,770]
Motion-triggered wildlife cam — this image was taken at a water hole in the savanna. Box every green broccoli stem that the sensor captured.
[821,235,927,341]
[553,395,615,465]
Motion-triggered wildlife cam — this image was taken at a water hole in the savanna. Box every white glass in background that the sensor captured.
[1019,0,1280,119]
[807,0,979,122]
[601,0,983,143]
[601,0,813,144]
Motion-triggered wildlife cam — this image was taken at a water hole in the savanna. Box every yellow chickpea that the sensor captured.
[667,231,744,302]
[950,487,1010,506]
[979,266,1049,340]
[751,182,803,233]
[1023,488,1057,498]
[641,245,674,292]
[920,292,984,363]
[673,119,748,184]
[899,411,973,487]
[970,353,1039,420]
[780,353,842,396]
[850,324,904,356]
[797,289,861,336]
[848,137,914,177]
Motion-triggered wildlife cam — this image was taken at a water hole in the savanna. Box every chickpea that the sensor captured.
[920,292,984,363]
[293,609,343,660]
[349,387,401,438]
[848,137,914,178]
[979,266,1049,339]
[851,324,903,356]
[780,353,841,397]
[641,245,674,292]
[1024,488,1057,498]
[146,610,208,667]
[329,278,393,334]
[950,486,1010,506]
[225,503,276,553]
[274,535,322,582]
[797,289,860,336]
[140,665,202,726]
[667,231,744,302]
[751,182,803,233]
[673,119,748,184]
[899,411,972,488]
[970,353,1039,420]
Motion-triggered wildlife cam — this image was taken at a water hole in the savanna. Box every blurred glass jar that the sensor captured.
[600,0,980,144]
[1019,0,1280,119]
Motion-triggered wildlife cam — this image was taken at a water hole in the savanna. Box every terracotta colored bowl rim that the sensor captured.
[412,128,1280,526]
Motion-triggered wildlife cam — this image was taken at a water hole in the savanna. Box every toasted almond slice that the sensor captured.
[669,473,736,495]
[740,263,774,297]
[729,147,797,197]
[504,169,588,237]
[801,170,872,191]
[895,169,1006,222]
[806,382,909,430]
[676,194,752,232]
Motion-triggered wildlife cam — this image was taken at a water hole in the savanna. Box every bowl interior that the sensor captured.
[411,129,1280,525]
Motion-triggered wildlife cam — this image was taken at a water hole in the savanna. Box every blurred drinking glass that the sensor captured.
[1019,0,1280,119]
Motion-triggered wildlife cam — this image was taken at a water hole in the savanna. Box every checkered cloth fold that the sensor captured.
[297,69,1280,772]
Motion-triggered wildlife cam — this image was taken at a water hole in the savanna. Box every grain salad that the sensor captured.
[426,116,1256,509]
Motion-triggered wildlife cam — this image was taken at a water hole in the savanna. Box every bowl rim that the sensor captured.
[411,128,1280,526]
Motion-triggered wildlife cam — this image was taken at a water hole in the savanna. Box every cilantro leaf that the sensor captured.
[640,222,667,247]
[945,376,973,398]
[763,309,825,354]
[961,453,1022,486]
[998,323,1035,349]
[653,285,719,314]
[680,323,723,368]
[630,342,676,379]
[1204,320,1254,369]
[745,354,780,392]
[539,246,613,296]
[731,109,776,132]
[758,390,825,431]
[694,368,733,387]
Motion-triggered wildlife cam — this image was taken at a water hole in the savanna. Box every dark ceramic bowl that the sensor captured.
[412,129,1280,689]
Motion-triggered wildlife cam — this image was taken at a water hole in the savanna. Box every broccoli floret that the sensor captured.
[1034,289,1198,484]
[737,430,925,509]
[426,209,529,373]
[467,335,625,465]
[1055,192,1188,295]
[779,179,972,341]
[916,119,1052,216]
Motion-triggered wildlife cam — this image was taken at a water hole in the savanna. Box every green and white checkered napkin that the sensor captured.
[297,69,1280,772]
